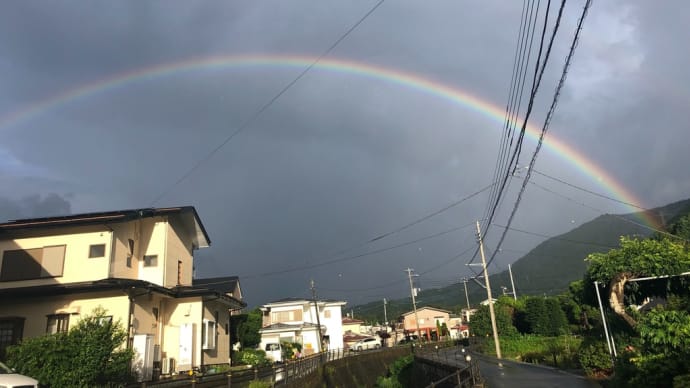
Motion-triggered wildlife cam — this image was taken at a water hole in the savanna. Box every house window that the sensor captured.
[271,309,302,323]
[202,319,216,350]
[324,310,331,319]
[0,318,24,360]
[88,244,106,258]
[143,255,158,267]
[177,260,183,285]
[0,245,66,281]
[46,314,70,334]
[127,239,135,268]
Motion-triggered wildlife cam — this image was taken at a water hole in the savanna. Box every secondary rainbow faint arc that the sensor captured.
[0,54,657,227]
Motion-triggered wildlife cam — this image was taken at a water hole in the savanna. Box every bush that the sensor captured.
[577,337,612,377]
[234,349,270,366]
[6,307,134,387]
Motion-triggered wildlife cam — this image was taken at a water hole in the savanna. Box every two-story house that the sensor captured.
[0,207,245,381]
[258,298,346,355]
[400,306,451,340]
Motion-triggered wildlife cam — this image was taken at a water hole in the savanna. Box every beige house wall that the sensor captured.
[202,301,231,365]
[403,308,450,332]
[0,292,130,339]
[165,217,194,287]
[163,298,203,370]
[109,221,139,280]
[0,225,112,289]
[137,219,167,286]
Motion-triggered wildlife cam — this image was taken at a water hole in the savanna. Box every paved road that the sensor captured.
[470,352,601,388]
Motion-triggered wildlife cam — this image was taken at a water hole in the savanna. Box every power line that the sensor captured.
[531,168,648,210]
[148,0,385,206]
[528,179,686,242]
[483,0,541,234]
[241,221,477,280]
[485,0,590,270]
[229,183,493,282]
[477,0,556,260]
[491,223,619,249]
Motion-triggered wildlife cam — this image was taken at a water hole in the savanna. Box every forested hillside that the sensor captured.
[354,198,690,322]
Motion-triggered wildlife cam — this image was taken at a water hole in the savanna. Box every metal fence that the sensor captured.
[130,345,401,387]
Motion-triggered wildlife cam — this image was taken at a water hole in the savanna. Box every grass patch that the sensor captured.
[478,334,582,369]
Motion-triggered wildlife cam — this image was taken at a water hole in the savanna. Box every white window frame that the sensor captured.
[202,319,216,350]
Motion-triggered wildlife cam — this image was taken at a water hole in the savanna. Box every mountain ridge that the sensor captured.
[353,198,690,322]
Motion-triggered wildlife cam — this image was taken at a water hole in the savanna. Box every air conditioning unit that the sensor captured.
[161,358,176,375]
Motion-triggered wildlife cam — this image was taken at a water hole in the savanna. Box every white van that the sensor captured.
[264,342,282,363]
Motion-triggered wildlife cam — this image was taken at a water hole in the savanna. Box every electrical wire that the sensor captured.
[531,168,648,210]
[240,221,477,280]
[485,0,591,270]
[148,0,385,206]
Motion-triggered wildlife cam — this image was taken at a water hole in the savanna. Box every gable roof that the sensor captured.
[400,306,452,316]
[193,276,241,299]
[263,298,346,307]
[0,206,210,248]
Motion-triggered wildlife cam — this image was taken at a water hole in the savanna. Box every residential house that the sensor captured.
[0,207,245,381]
[259,298,346,355]
[342,317,364,335]
[400,307,451,340]
[460,307,478,323]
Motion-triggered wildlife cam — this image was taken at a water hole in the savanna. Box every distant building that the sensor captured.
[342,317,364,335]
[399,306,451,340]
[258,298,346,355]
[0,207,245,381]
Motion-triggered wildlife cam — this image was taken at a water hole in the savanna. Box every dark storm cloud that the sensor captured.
[0,193,71,222]
[1,1,689,306]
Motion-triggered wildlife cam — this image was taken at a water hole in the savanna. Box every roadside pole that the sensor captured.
[476,221,501,360]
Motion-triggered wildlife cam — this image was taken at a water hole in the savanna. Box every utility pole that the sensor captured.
[476,221,502,360]
[462,278,471,309]
[310,279,324,352]
[383,298,388,326]
[508,264,517,300]
[594,281,616,364]
[405,268,421,339]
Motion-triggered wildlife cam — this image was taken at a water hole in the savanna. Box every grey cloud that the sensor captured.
[0,193,72,222]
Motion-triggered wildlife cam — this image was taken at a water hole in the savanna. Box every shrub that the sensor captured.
[577,337,612,377]
[234,349,270,366]
[6,307,133,387]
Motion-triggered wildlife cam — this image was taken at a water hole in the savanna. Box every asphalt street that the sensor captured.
[470,352,601,388]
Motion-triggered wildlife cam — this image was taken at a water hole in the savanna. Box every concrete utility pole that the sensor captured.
[508,264,517,300]
[310,279,324,352]
[405,268,421,338]
[383,298,388,326]
[462,278,471,309]
[476,221,502,360]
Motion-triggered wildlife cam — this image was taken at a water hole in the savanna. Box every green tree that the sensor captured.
[544,298,569,336]
[6,307,133,387]
[612,309,690,387]
[231,307,262,350]
[585,237,690,327]
[470,302,517,338]
[524,297,549,335]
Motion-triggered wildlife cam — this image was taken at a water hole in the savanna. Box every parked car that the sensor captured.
[352,337,380,351]
[0,361,39,388]
[263,342,283,363]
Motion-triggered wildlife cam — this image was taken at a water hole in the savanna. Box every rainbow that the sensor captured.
[0,54,659,228]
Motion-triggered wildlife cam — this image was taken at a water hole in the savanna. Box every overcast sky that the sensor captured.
[1,1,689,307]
